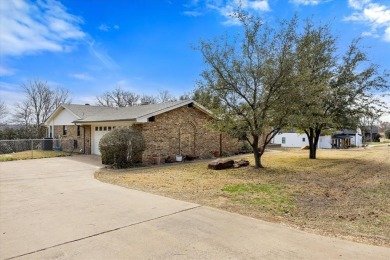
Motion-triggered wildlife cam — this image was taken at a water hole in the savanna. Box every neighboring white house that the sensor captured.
[272,129,362,148]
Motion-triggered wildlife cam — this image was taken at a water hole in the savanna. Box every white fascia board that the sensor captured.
[136,100,214,122]
[44,105,81,125]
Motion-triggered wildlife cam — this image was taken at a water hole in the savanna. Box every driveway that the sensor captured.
[0,156,389,259]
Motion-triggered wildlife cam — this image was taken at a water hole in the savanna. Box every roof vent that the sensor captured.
[85,104,90,106]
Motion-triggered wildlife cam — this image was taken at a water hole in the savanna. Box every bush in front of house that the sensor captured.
[385,129,390,139]
[372,133,381,142]
[99,127,145,168]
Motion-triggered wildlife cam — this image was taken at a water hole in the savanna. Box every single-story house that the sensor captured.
[44,100,241,163]
[362,126,379,141]
[272,129,362,148]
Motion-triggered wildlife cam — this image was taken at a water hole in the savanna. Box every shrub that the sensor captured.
[241,141,252,153]
[372,133,381,142]
[99,127,145,168]
[385,129,390,139]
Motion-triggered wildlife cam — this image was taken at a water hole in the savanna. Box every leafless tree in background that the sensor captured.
[14,79,71,137]
[140,94,157,104]
[156,90,177,103]
[0,99,7,124]
[96,87,140,107]
[96,87,179,106]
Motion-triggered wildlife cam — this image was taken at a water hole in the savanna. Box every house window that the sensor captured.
[108,126,112,131]
[77,126,81,136]
[302,137,305,142]
[104,126,107,131]
[49,126,52,138]
[95,126,98,131]
[99,126,102,131]
[63,125,67,136]
[282,137,286,144]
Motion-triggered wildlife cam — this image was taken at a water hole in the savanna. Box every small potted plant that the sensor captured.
[176,150,183,162]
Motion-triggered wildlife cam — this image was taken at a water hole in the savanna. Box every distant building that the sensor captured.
[272,129,362,148]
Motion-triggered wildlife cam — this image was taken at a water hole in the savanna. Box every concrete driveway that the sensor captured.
[0,156,389,259]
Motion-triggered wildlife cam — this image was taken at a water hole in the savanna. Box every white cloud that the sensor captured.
[70,73,93,81]
[88,41,118,70]
[361,30,379,37]
[186,0,270,25]
[238,0,270,11]
[0,0,86,57]
[249,0,270,11]
[183,10,203,16]
[289,0,328,5]
[98,24,110,31]
[348,0,371,10]
[0,66,15,76]
[98,23,120,31]
[385,26,390,41]
[345,0,390,42]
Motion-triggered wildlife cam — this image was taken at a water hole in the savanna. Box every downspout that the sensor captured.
[90,126,92,155]
[81,125,86,154]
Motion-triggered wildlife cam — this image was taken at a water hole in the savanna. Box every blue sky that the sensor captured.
[0,0,389,119]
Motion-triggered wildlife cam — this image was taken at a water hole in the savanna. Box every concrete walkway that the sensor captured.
[0,156,389,259]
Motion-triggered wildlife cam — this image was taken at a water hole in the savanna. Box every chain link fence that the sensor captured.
[0,139,77,158]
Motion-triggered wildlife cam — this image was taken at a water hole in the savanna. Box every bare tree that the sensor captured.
[0,99,7,124]
[140,94,157,104]
[14,100,32,127]
[14,79,71,137]
[156,90,177,103]
[379,120,390,132]
[96,87,140,107]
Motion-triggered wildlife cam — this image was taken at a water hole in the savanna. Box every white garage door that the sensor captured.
[92,126,114,155]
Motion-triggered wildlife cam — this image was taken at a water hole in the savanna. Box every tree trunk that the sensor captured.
[309,143,316,159]
[370,125,373,142]
[251,135,263,168]
[305,128,316,159]
[306,128,322,159]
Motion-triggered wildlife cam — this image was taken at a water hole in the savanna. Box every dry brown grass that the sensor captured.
[96,146,390,246]
[0,150,69,162]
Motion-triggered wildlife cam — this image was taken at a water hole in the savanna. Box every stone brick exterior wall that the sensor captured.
[53,125,91,154]
[134,105,242,163]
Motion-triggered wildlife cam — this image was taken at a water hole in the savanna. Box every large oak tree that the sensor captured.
[197,12,297,168]
[292,22,389,159]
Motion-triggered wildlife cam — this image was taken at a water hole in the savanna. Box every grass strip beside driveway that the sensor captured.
[0,150,69,162]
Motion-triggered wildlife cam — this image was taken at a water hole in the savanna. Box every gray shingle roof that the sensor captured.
[63,100,208,123]
[62,104,115,120]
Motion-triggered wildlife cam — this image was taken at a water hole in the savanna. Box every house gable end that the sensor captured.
[136,100,213,122]
[45,106,79,126]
